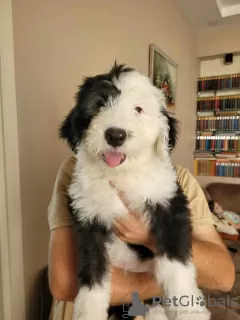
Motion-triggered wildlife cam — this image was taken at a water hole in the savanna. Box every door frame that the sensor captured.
[0,0,26,319]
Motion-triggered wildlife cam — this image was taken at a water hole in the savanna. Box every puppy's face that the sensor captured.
[60,64,178,168]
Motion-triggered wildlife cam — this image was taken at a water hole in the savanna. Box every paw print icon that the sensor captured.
[195,296,206,307]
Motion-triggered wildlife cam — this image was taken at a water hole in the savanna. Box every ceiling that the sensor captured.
[174,0,240,33]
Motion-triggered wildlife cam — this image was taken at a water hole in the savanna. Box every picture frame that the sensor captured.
[149,44,178,113]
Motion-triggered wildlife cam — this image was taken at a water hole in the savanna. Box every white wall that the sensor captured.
[12,0,198,317]
[198,24,240,58]
[200,55,240,77]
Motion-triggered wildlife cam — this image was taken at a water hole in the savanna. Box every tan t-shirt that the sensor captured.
[48,157,214,320]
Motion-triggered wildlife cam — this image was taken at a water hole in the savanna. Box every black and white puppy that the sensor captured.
[59,64,210,320]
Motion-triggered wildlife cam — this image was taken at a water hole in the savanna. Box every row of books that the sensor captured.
[197,116,239,131]
[197,96,240,112]
[194,159,240,177]
[196,136,240,151]
[198,74,240,92]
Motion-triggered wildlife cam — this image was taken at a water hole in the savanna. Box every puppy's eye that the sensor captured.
[135,106,143,113]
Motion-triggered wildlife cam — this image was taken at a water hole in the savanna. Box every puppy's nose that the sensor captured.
[105,127,127,147]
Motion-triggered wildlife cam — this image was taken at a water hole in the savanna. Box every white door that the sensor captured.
[0,0,25,319]
[0,258,3,320]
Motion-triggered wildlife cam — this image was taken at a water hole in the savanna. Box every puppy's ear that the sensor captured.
[152,86,179,157]
[155,109,179,160]
[59,107,79,152]
[163,110,179,150]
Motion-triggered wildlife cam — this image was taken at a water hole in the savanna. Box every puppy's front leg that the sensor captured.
[73,277,111,320]
[72,220,112,320]
[149,186,210,320]
[145,304,168,320]
[154,256,210,320]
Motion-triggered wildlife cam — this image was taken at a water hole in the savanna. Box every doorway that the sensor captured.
[0,0,25,319]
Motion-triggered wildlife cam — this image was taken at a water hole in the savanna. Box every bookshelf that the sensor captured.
[194,74,240,178]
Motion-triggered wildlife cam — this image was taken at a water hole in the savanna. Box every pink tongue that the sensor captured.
[104,152,123,168]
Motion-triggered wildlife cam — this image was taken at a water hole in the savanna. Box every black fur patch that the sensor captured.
[74,218,112,288]
[67,193,111,287]
[147,184,192,264]
[161,109,179,150]
[59,64,133,152]
[127,244,154,260]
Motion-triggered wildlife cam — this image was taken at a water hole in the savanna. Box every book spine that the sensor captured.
[198,74,240,92]
[195,159,240,177]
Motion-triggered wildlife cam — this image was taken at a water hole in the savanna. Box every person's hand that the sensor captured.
[111,183,156,251]
[113,212,150,246]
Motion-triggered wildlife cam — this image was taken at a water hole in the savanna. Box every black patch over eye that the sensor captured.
[135,106,143,113]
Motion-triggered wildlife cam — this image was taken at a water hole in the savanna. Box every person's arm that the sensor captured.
[147,223,235,292]
[49,226,160,304]
[49,161,234,304]
[111,267,160,305]
[48,158,78,301]
[114,213,235,298]
[49,225,234,304]
[191,225,234,291]
[49,227,79,301]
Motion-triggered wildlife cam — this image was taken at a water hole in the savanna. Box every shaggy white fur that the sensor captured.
[65,69,210,320]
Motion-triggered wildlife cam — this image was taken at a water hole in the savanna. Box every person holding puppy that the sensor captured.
[48,157,235,320]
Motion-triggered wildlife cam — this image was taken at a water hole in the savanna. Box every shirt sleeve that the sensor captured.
[48,157,76,231]
[176,166,214,227]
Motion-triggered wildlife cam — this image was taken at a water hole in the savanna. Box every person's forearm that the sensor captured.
[143,237,234,294]
[192,238,234,291]
[68,239,234,305]
[108,238,234,305]
[110,267,161,305]
[49,227,79,301]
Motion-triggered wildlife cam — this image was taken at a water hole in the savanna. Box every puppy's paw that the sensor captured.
[145,305,168,320]
[73,308,108,320]
[73,285,110,320]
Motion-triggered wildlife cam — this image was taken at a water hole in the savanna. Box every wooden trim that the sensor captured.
[0,0,26,319]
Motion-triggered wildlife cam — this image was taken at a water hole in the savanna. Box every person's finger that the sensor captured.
[117,213,140,229]
[112,227,122,238]
[113,221,134,241]
[114,217,132,229]
[112,220,128,234]
[112,226,129,242]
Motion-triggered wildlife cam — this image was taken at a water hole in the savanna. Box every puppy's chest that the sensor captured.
[69,165,176,225]
[70,173,149,224]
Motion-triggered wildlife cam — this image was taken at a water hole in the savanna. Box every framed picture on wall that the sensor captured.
[149,44,178,114]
